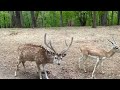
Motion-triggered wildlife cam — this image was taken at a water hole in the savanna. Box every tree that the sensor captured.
[98,12,101,26]
[117,11,120,25]
[35,11,39,22]
[101,11,108,26]
[60,11,63,27]
[10,11,16,27]
[31,11,36,28]
[111,11,114,25]
[79,11,87,26]
[53,11,56,27]
[20,11,23,27]
[15,11,22,28]
[92,11,96,28]
[41,11,44,27]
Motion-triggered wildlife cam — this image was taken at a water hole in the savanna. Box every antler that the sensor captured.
[108,37,117,47]
[107,39,116,47]
[44,33,56,53]
[60,37,73,54]
[112,37,117,45]
[65,40,68,46]
[107,39,114,45]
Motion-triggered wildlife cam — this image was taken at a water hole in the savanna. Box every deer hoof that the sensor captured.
[40,77,42,79]
[91,76,96,79]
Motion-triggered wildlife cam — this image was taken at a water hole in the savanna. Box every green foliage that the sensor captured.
[0,11,119,28]
[0,11,11,28]
[22,11,32,28]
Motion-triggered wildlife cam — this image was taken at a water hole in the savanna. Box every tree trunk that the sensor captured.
[101,11,108,26]
[20,11,23,27]
[60,11,63,27]
[117,11,120,25]
[79,12,87,26]
[15,11,22,28]
[99,13,101,26]
[79,11,82,26]
[83,12,87,26]
[92,11,96,28]
[107,12,109,26]
[10,11,16,28]
[41,11,44,27]
[111,11,114,25]
[79,12,83,26]
[35,11,39,22]
[31,11,37,28]
[53,11,56,27]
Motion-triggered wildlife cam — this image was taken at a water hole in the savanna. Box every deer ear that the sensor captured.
[62,54,66,57]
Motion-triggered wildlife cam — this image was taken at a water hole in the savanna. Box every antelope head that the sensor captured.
[44,33,73,65]
[107,37,120,53]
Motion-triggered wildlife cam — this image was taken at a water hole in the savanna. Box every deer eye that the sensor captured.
[55,57,58,59]
[62,54,66,57]
[52,52,55,55]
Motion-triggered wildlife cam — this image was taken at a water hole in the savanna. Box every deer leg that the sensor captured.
[22,61,26,72]
[101,61,105,74]
[92,58,100,79]
[42,64,49,79]
[79,55,88,73]
[14,60,22,77]
[78,56,83,68]
[36,63,42,79]
[99,60,105,74]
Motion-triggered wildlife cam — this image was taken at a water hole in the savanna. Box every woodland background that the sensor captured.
[0,11,120,28]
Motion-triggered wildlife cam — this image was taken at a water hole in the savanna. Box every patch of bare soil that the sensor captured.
[1,26,120,79]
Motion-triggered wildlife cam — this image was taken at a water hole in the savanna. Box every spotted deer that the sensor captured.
[14,33,73,79]
[79,37,120,79]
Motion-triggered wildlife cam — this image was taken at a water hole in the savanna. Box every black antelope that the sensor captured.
[79,37,120,78]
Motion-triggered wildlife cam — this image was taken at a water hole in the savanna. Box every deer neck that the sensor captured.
[106,49,116,58]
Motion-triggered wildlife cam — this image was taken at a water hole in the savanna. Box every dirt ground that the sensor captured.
[1,26,120,79]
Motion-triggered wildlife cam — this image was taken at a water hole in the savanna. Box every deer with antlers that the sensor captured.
[79,37,120,79]
[14,33,73,79]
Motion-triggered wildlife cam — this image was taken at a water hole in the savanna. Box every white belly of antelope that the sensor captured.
[88,55,106,60]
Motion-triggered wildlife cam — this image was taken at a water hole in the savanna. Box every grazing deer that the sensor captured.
[14,33,73,79]
[79,37,120,79]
